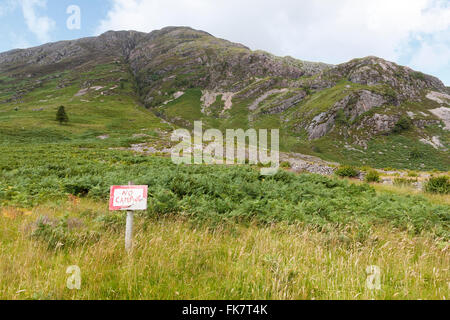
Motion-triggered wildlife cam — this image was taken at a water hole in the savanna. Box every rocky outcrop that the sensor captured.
[248,89,288,111]
[0,31,145,75]
[426,91,450,105]
[357,114,398,135]
[263,92,307,114]
[429,107,450,131]
[306,89,387,139]
[322,56,447,102]
[307,112,336,140]
[420,136,446,150]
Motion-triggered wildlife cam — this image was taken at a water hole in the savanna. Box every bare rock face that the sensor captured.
[307,112,336,140]
[335,90,387,121]
[263,92,307,114]
[350,90,386,119]
[358,114,398,135]
[306,89,387,139]
[0,31,145,75]
[126,27,330,105]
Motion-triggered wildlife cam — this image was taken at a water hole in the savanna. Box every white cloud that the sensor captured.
[9,31,31,49]
[409,31,450,75]
[96,0,450,83]
[19,0,55,43]
[0,0,17,16]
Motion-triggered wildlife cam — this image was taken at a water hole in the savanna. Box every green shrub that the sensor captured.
[31,214,99,250]
[1,144,449,240]
[280,161,291,169]
[409,148,424,160]
[335,166,359,178]
[412,71,425,81]
[407,171,419,177]
[335,109,349,126]
[311,145,322,153]
[384,87,398,103]
[425,176,450,194]
[365,170,380,183]
[56,106,69,125]
[392,116,412,133]
[149,189,180,215]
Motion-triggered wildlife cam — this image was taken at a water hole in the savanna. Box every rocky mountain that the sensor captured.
[0,26,449,170]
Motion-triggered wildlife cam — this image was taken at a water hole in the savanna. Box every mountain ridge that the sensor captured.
[0,26,449,170]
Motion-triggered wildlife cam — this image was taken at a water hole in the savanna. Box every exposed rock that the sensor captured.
[426,91,450,105]
[323,56,446,102]
[307,112,336,140]
[306,90,387,140]
[412,119,441,129]
[419,136,446,150]
[173,91,184,99]
[407,111,416,119]
[74,88,89,97]
[345,90,386,120]
[132,134,150,138]
[261,91,307,114]
[248,89,288,111]
[200,90,235,114]
[429,107,450,130]
[358,114,398,135]
[221,92,235,112]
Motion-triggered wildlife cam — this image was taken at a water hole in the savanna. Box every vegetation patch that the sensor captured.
[335,166,359,178]
[425,176,450,195]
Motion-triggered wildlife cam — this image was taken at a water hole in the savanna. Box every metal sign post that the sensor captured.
[125,182,134,252]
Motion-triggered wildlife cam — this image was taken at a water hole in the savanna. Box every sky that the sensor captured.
[0,0,449,85]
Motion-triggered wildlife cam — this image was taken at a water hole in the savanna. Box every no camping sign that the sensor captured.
[109,184,148,252]
[109,185,148,211]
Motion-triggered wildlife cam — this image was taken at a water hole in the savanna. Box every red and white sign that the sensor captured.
[109,185,148,211]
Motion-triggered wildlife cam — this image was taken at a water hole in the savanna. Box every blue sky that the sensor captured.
[0,0,449,85]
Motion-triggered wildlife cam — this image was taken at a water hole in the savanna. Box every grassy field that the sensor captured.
[0,140,448,300]
[1,199,449,300]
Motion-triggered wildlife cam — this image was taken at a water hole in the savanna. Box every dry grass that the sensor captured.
[372,184,450,205]
[0,200,448,300]
[346,178,450,205]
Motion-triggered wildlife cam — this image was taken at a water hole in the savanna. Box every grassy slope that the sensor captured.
[1,201,448,300]
[0,61,169,144]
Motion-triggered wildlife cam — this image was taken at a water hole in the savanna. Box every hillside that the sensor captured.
[0,26,449,170]
[1,27,449,301]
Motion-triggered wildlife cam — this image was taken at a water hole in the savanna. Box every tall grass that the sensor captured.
[0,200,448,300]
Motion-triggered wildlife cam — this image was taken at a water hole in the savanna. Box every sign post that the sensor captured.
[109,182,148,252]
[125,181,134,252]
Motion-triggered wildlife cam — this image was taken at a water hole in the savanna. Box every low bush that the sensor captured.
[280,161,291,169]
[425,176,450,195]
[31,214,100,250]
[407,171,419,177]
[335,166,359,178]
[409,148,424,160]
[392,116,412,134]
[365,170,380,183]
